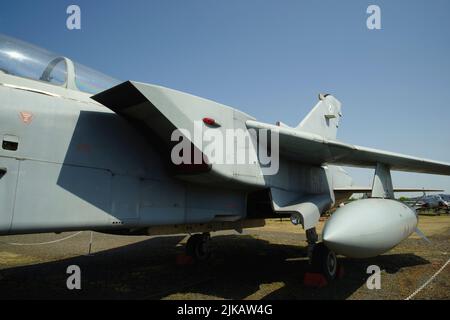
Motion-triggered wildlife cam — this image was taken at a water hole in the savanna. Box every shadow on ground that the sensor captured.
[0,235,430,300]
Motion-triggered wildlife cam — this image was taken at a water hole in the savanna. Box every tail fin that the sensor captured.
[296,94,342,140]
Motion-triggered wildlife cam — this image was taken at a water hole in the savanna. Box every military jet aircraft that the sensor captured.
[1,34,449,280]
[413,194,449,212]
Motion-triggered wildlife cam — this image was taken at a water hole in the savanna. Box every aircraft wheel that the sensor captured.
[311,243,337,281]
[186,233,211,261]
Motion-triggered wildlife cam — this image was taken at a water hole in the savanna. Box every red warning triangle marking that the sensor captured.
[19,112,33,124]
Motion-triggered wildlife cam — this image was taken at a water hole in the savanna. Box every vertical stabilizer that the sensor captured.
[296,94,342,140]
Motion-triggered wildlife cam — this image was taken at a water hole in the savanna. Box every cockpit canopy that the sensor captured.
[0,34,120,94]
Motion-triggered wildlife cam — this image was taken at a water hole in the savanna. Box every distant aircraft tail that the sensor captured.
[296,94,342,140]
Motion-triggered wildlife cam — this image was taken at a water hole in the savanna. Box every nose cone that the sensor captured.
[322,199,418,259]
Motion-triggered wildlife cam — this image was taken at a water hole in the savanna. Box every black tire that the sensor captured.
[186,233,211,261]
[311,243,338,281]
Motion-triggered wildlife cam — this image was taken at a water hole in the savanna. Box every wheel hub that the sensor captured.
[326,251,337,276]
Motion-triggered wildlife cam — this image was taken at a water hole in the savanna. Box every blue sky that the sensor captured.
[1,0,449,195]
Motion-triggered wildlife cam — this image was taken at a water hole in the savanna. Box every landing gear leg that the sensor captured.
[186,232,211,261]
[306,228,338,281]
[306,228,318,260]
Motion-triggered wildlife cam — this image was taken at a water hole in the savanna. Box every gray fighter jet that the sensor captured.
[1,34,449,280]
[413,194,450,212]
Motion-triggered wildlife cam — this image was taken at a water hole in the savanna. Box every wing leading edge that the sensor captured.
[333,187,443,193]
[246,120,450,176]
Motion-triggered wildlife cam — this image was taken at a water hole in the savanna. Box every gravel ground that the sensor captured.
[0,215,448,300]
